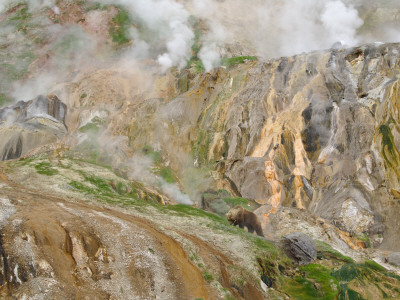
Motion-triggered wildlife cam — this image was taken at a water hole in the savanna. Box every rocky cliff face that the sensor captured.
[0,95,67,160]
[1,41,400,299]
[74,42,399,250]
[1,1,400,298]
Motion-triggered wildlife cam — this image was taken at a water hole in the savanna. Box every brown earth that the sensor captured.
[0,170,212,299]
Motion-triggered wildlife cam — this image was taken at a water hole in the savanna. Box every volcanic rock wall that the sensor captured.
[103,43,400,250]
[2,43,400,251]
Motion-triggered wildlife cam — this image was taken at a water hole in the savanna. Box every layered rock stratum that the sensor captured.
[1,1,400,299]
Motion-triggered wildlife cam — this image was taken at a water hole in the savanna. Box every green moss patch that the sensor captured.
[336,284,365,300]
[363,260,386,272]
[221,56,257,68]
[379,124,400,171]
[283,264,339,300]
[162,204,228,224]
[0,94,13,107]
[202,270,214,283]
[331,261,400,300]
[356,234,371,248]
[315,241,354,263]
[109,7,132,45]
[186,17,205,72]
[222,197,248,207]
[83,1,108,12]
[192,129,214,166]
[159,167,176,183]
[141,145,161,164]
[332,263,363,282]
[34,162,59,176]
[8,3,32,33]
[79,116,106,134]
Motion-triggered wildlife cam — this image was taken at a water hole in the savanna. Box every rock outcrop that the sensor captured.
[386,252,400,267]
[0,95,67,161]
[1,1,400,299]
[40,42,400,251]
[281,232,317,265]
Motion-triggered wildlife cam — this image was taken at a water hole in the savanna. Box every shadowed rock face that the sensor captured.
[0,95,67,161]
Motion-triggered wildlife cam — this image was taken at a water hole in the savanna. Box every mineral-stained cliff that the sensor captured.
[1,41,400,298]
[1,0,400,298]
[60,42,399,250]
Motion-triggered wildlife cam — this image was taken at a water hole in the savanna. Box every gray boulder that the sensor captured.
[282,232,317,265]
[385,252,400,267]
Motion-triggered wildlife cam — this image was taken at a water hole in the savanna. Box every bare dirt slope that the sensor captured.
[0,159,275,300]
[0,172,213,299]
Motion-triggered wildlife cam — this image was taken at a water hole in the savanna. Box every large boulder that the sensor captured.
[281,232,317,265]
[385,252,400,267]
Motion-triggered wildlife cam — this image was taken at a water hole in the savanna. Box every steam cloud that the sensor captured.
[99,0,194,71]
[127,154,193,205]
[2,0,399,76]
[192,0,364,59]
[1,0,399,206]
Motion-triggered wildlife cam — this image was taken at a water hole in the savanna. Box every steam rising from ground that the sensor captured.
[100,0,194,71]
[191,0,364,60]
[127,154,193,205]
[1,0,399,204]
[1,0,399,77]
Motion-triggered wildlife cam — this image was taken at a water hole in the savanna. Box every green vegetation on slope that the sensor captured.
[109,6,132,45]
[186,16,205,72]
[0,2,38,99]
[79,116,106,134]
[283,264,339,300]
[9,154,400,300]
[34,161,59,176]
[221,56,257,68]
[379,123,400,172]
[315,240,354,263]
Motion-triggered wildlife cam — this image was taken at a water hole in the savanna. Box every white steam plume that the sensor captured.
[198,43,220,72]
[190,0,229,71]
[127,154,193,205]
[321,1,363,45]
[1,0,399,101]
[188,0,364,59]
[99,0,194,72]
